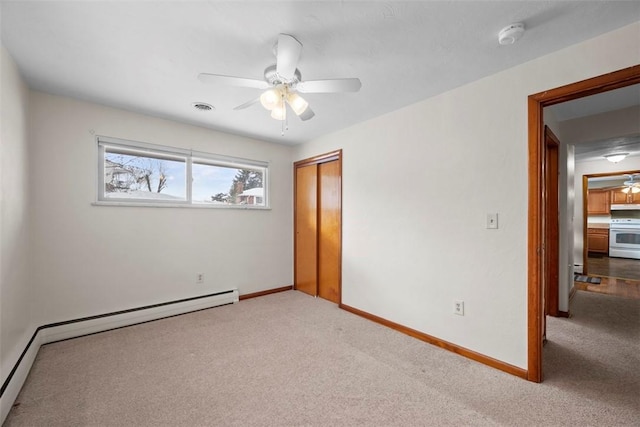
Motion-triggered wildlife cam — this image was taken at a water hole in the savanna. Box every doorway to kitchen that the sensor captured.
[581,171,640,299]
[527,64,640,383]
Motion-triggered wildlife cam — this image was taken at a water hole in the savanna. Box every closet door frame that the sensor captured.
[293,150,342,303]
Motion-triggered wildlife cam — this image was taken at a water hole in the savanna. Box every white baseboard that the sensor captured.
[0,289,238,424]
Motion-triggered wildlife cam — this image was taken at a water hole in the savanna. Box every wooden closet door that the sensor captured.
[295,164,318,297]
[317,160,341,303]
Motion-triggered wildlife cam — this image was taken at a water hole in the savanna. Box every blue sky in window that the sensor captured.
[192,164,238,202]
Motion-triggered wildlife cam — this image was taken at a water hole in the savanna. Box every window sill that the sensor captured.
[91,201,271,210]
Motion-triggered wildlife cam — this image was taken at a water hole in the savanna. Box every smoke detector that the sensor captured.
[498,23,525,45]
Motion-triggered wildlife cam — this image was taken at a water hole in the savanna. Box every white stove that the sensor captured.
[609,218,640,259]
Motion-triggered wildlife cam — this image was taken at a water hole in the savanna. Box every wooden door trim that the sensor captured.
[293,150,343,304]
[527,64,640,383]
[294,150,341,168]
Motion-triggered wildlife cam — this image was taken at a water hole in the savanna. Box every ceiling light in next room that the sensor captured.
[604,153,629,163]
[622,186,640,194]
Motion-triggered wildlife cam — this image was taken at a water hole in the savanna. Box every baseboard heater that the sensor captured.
[41,289,239,343]
[0,289,238,423]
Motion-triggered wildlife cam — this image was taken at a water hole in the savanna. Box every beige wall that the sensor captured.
[295,22,640,369]
[0,45,33,404]
[28,91,294,325]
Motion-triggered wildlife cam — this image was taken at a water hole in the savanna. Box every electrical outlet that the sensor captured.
[196,273,204,284]
[454,300,464,316]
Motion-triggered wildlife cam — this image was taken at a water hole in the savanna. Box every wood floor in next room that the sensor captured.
[575,275,640,300]
[587,255,640,281]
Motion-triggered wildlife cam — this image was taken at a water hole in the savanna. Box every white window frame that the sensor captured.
[95,136,270,209]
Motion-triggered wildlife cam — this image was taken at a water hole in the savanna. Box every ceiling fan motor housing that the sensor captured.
[264,64,301,86]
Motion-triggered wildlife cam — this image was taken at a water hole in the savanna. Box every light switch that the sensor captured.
[487,213,498,229]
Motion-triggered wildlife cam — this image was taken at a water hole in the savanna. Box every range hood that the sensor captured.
[610,204,640,210]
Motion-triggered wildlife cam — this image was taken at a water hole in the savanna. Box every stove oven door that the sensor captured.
[609,228,640,259]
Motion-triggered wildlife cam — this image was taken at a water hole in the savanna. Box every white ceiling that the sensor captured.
[571,133,640,163]
[1,1,639,145]
[548,84,640,163]
[550,85,640,122]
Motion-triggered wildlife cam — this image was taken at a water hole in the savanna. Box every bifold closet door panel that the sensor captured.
[317,160,341,303]
[295,164,318,297]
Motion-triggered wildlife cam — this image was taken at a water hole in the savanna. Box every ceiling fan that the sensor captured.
[622,174,640,194]
[198,34,361,125]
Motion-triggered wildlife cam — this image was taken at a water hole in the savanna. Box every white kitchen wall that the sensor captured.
[0,45,33,402]
[294,22,640,368]
[28,91,294,325]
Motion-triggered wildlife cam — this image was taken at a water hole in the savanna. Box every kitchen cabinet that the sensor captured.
[610,188,640,204]
[587,228,609,254]
[587,189,610,214]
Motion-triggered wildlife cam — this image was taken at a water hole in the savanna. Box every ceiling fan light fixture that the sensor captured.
[270,104,286,121]
[260,88,281,110]
[604,153,629,163]
[622,186,640,194]
[287,92,308,116]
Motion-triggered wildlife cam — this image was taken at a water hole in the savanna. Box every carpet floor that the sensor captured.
[4,290,640,426]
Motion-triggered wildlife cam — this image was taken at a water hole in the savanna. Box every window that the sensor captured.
[104,147,188,201]
[98,136,268,208]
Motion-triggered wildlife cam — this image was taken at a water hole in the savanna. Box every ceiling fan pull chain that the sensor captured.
[285,101,289,134]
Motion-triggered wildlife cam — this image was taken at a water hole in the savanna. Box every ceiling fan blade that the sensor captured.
[276,34,302,80]
[233,98,261,110]
[297,78,362,93]
[198,73,269,90]
[298,106,315,121]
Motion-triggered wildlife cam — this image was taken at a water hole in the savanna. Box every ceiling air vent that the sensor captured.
[192,102,214,111]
